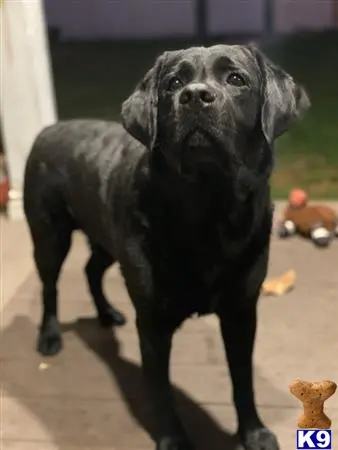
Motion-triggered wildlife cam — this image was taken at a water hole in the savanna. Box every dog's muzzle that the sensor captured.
[179,83,216,109]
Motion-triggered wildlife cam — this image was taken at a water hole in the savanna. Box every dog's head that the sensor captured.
[121,44,310,178]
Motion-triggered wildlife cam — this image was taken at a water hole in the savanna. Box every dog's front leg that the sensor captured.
[123,236,193,450]
[136,315,193,450]
[218,296,280,450]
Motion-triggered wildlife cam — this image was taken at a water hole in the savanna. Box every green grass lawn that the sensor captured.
[50,31,338,198]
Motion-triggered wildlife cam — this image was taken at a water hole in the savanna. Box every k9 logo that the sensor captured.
[297,430,332,449]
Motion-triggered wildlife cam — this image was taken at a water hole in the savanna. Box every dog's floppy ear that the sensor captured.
[121,53,167,149]
[248,44,310,145]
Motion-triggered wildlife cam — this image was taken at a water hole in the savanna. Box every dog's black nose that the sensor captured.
[179,84,216,106]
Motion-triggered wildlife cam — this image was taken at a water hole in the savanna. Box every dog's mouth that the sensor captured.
[178,127,235,177]
[183,127,215,148]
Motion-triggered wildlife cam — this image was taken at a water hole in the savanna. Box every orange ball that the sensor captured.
[0,177,9,208]
[288,188,308,208]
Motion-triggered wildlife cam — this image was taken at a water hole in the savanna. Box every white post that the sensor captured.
[0,0,57,220]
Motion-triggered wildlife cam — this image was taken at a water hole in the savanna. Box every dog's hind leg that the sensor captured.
[85,244,126,327]
[31,222,72,356]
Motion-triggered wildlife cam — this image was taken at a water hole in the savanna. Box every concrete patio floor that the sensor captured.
[1,205,338,450]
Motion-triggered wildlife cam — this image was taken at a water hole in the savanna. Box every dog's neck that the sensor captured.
[141,143,272,238]
[149,140,271,197]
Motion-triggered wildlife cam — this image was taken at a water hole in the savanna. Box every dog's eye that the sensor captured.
[167,77,183,92]
[227,73,246,87]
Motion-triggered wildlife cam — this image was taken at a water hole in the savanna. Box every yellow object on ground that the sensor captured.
[262,270,296,296]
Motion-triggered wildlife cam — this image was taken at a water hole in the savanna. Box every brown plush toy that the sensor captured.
[277,188,338,247]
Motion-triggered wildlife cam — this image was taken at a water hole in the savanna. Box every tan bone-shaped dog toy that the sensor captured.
[289,380,337,429]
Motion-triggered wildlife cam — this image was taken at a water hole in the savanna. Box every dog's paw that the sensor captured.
[156,435,194,450]
[241,427,280,450]
[37,317,62,356]
[98,306,126,327]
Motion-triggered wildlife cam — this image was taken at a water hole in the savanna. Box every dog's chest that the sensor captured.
[144,205,271,320]
[148,221,246,315]
[139,177,272,318]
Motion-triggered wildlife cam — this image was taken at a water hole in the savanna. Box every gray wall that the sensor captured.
[44,0,335,40]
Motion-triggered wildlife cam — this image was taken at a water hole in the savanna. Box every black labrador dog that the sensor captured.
[24,44,310,450]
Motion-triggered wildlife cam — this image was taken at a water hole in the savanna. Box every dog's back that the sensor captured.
[24,119,144,249]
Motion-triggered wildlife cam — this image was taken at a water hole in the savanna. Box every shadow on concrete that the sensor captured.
[1,314,291,449]
[1,315,241,449]
[61,317,241,450]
